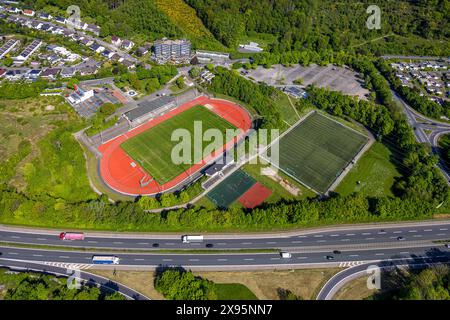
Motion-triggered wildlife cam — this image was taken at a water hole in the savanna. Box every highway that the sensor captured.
[1,221,449,251]
[316,255,450,300]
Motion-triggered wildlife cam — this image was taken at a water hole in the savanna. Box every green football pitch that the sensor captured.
[121,105,237,185]
[269,112,368,194]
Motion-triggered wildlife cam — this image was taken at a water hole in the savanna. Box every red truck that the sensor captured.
[59,232,85,241]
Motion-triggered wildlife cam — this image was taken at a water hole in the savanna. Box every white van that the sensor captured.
[280,252,292,259]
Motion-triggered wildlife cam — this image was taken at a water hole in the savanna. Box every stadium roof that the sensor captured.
[125,95,175,122]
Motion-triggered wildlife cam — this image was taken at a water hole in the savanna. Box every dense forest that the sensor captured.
[27,0,450,55]
[186,0,449,55]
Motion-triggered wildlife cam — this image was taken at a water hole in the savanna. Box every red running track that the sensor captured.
[238,182,273,209]
[98,96,252,196]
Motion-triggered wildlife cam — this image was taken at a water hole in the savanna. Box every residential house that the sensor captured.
[23,9,35,17]
[41,68,61,80]
[60,67,76,78]
[121,59,136,70]
[55,16,66,24]
[121,39,134,51]
[39,12,52,20]
[111,36,122,47]
[86,24,100,36]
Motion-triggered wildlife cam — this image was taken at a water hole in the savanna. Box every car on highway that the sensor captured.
[59,232,85,241]
[333,250,341,254]
[280,252,292,259]
[152,243,159,248]
[397,236,405,241]
[445,244,450,249]
[379,229,386,234]
[325,255,334,260]
[205,243,214,248]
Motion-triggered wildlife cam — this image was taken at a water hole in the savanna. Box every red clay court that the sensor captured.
[238,182,273,209]
[98,96,252,196]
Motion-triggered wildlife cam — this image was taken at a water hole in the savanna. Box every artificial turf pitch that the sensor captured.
[120,105,236,185]
[270,112,368,194]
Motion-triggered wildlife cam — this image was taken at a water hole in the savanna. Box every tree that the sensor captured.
[99,103,118,116]
[175,76,185,89]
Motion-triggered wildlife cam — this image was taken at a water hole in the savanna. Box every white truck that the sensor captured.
[280,252,292,259]
[181,235,204,243]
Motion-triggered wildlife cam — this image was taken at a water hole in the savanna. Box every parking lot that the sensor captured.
[70,87,122,118]
[243,64,369,100]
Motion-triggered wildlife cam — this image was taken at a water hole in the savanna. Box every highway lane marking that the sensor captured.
[113,242,123,244]
[437,233,446,236]
[217,259,228,261]
[87,241,98,243]
[439,228,448,231]
[375,253,384,256]
[270,258,280,260]
[292,241,302,243]
[365,237,375,240]
[408,230,417,233]
[11,236,21,238]
[165,243,175,245]
[330,234,339,237]
[59,256,70,259]
[297,257,307,259]
[346,233,355,236]
[390,236,398,239]
[32,254,43,257]
[393,231,402,234]
[137,242,149,245]
[349,255,359,257]
[424,229,432,232]
[413,235,423,237]
[314,235,323,238]
[242,242,253,245]
[244,258,254,261]
[341,239,350,241]
[134,258,145,261]
[266,242,277,244]
[162,259,172,262]
[297,236,307,238]
[36,238,47,241]
[7,252,18,255]
[361,233,371,235]
[217,243,226,245]
[189,259,199,262]
[317,240,326,243]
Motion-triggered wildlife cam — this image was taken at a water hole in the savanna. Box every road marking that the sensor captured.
[162,259,172,262]
[217,258,227,261]
[165,243,175,245]
[36,238,47,241]
[439,228,448,231]
[393,231,402,234]
[390,236,398,239]
[244,258,254,261]
[365,237,375,240]
[314,235,323,238]
[217,243,226,245]
[292,240,302,244]
[437,233,446,236]
[297,257,307,259]
[375,253,384,256]
[270,258,280,260]
[59,256,70,259]
[330,234,339,237]
[413,235,422,237]
[113,242,123,244]
[341,239,350,241]
[87,241,98,243]
[134,258,145,261]
[189,259,199,262]
[346,233,355,236]
[32,254,43,257]
[317,240,326,243]
[424,229,433,232]
[242,242,252,245]
[361,233,371,235]
[400,252,410,255]
[7,252,18,255]
[138,242,149,245]
[11,236,21,239]
[349,254,359,257]
[298,236,307,238]
[266,242,277,244]
[408,230,417,233]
